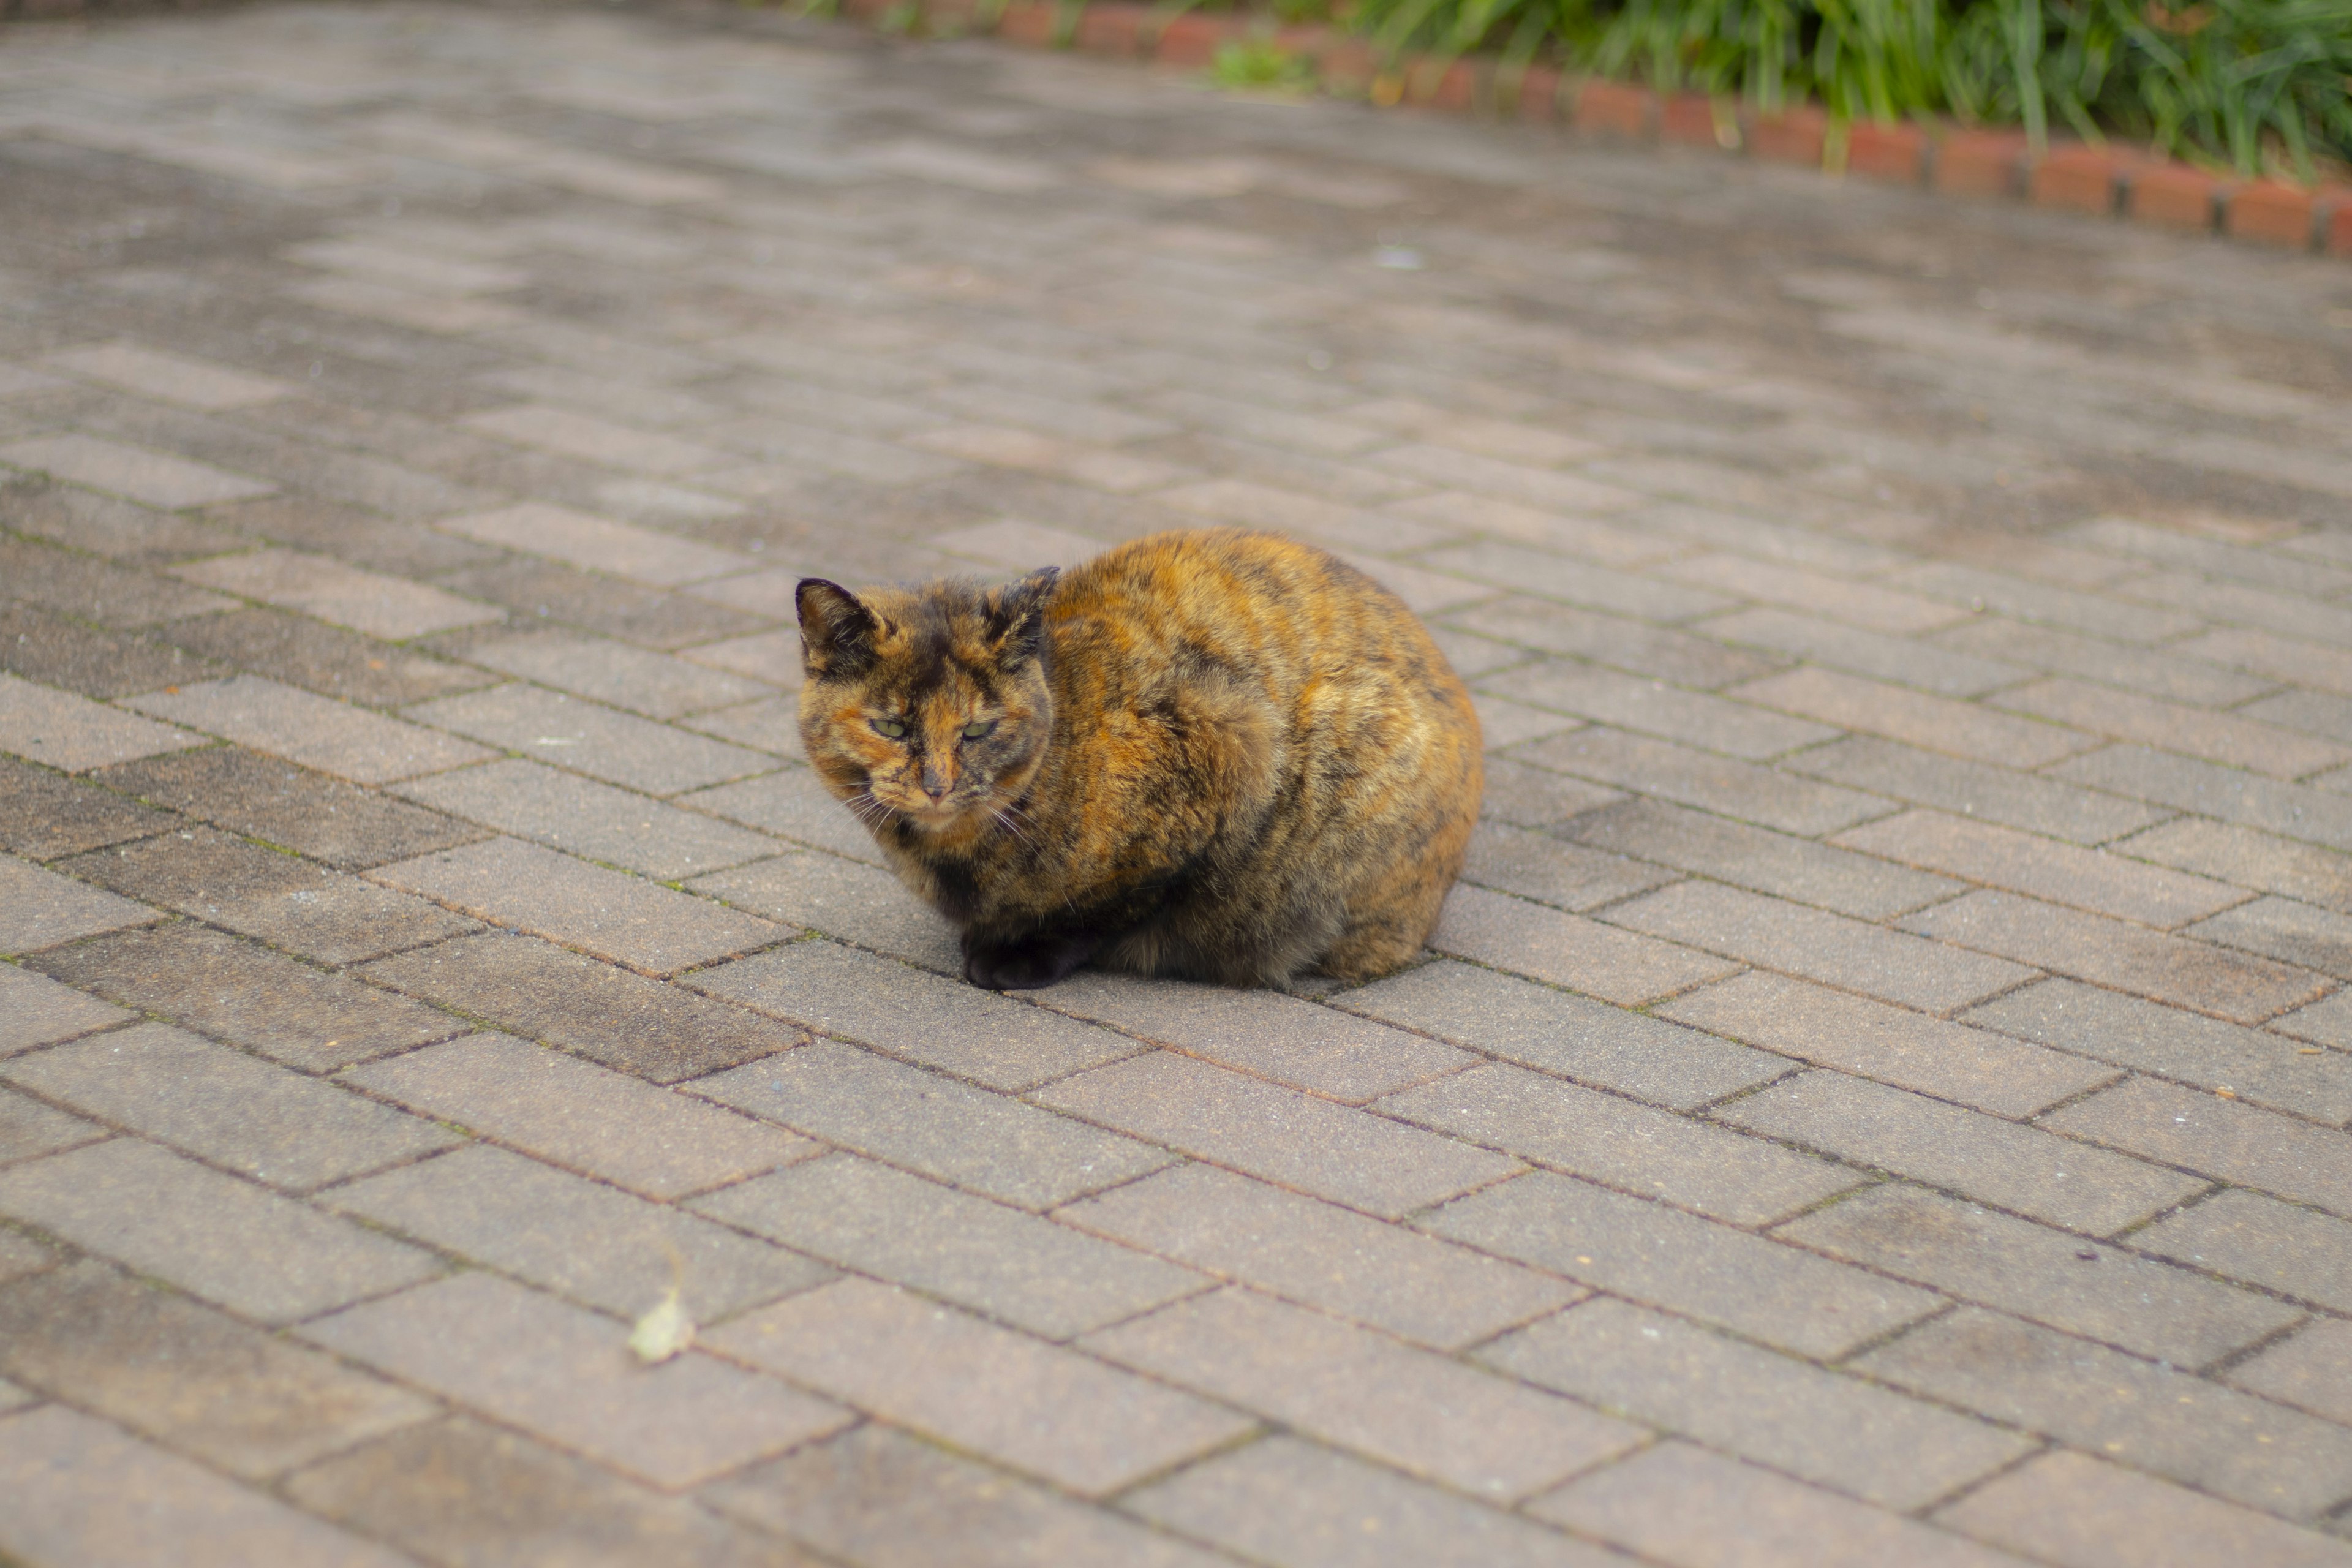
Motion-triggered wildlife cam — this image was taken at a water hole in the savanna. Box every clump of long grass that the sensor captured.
[1347,0,2352,176]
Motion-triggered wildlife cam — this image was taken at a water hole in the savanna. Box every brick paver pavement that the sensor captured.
[2,2,2351,1562]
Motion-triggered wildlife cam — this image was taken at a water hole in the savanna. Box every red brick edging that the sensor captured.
[857,0,2352,261]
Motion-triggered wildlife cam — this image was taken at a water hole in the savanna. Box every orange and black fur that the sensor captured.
[795,528,1483,990]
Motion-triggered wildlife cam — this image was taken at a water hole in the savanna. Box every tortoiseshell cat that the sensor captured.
[795,527,1482,990]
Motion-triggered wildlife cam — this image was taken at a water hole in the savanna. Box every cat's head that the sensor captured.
[794,567,1059,842]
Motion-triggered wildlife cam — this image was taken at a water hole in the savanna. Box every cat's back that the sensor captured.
[1049,527,1453,704]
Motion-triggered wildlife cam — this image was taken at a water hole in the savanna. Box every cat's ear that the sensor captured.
[796,579,880,677]
[986,567,1060,665]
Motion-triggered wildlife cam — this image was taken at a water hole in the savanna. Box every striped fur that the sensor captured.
[796,527,1482,989]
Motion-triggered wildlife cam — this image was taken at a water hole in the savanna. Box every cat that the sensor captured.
[795,527,1482,990]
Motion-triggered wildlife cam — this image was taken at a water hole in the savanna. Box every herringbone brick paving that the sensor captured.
[1,1,2350,1560]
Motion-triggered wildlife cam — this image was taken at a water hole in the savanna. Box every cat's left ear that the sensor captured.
[987,567,1060,665]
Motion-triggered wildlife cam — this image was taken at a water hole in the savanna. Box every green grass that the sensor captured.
[1346,0,2352,175]
[1210,35,1322,88]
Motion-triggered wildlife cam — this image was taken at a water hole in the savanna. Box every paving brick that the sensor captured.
[0,672,204,774]
[1034,1049,1519,1219]
[2062,516,2352,597]
[301,1271,848,1491]
[1717,1069,2203,1234]
[1574,797,1959,918]
[2273,990,2352,1047]
[0,1138,437,1322]
[1478,755,1629,829]
[1902,889,2326,1023]
[2228,1316,2352,1427]
[0,602,218,701]
[395,757,773,880]
[1023,970,1473,1104]
[1702,605,2026,696]
[1855,1308,2352,1519]
[1484,1298,2033,1510]
[689,941,1145,1093]
[2133,1189,2352,1312]
[160,605,490,707]
[2124,570,2352,649]
[42,340,293,411]
[1659,971,2112,1115]
[708,1276,1251,1495]
[171,546,500,639]
[0,755,173,863]
[125,674,493,783]
[1996,676,2350,779]
[1420,540,1728,622]
[1610,880,2034,1012]
[1158,477,1433,552]
[2,1020,456,1191]
[2043,1076,2352,1218]
[1834,808,2247,927]
[1665,552,1970,635]
[0,1259,433,1480]
[359,930,798,1082]
[345,1032,813,1199]
[2183,627,2352,697]
[0,432,277,508]
[1379,1061,1852,1225]
[1091,1286,1642,1499]
[2186,895,2352,979]
[1451,597,1780,688]
[1779,1182,2296,1364]
[4,479,244,565]
[0,1228,58,1288]
[2051,744,2352,853]
[1932,614,2274,706]
[1962,978,2352,1125]
[0,959,134,1056]
[369,836,782,975]
[696,1039,1169,1208]
[1934,1447,2352,1568]
[64,827,476,966]
[688,850,962,972]
[2244,688,2352,747]
[0,850,166,957]
[287,1416,812,1568]
[330,1142,827,1320]
[1432,883,1740,1006]
[1530,1441,2030,1568]
[1054,1161,1575,1349]
[0,1081,102,1166]
[0,1404,412,1568]
[1791,734,2167,845]
[712,1423,1224,1568]
[97,743,482,870]
[1341,957,1784,1110]
[1458,820,1676,910]
[1519,727,1891,835]
[1732,666,2094,769]
[456,628,766,718]
[1424,1172,1939,1358]
[462,404,729,478]
[1890,561,2201,643]
[1480,664,1836,760]
[677,765,886,859]
[1127,1434,1619,1568]
[902,423,1164,491]
[682,694,805,760]
[680,627,805,688]
[404,682,772,794]
[0,535,238,628]
[696,1153,1202,1338]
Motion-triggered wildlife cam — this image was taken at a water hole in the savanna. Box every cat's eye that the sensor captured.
[871,717,908,739]
[962,720,996,741]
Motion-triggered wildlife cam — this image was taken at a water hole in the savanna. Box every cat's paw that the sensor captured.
[962,932,1095,990]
